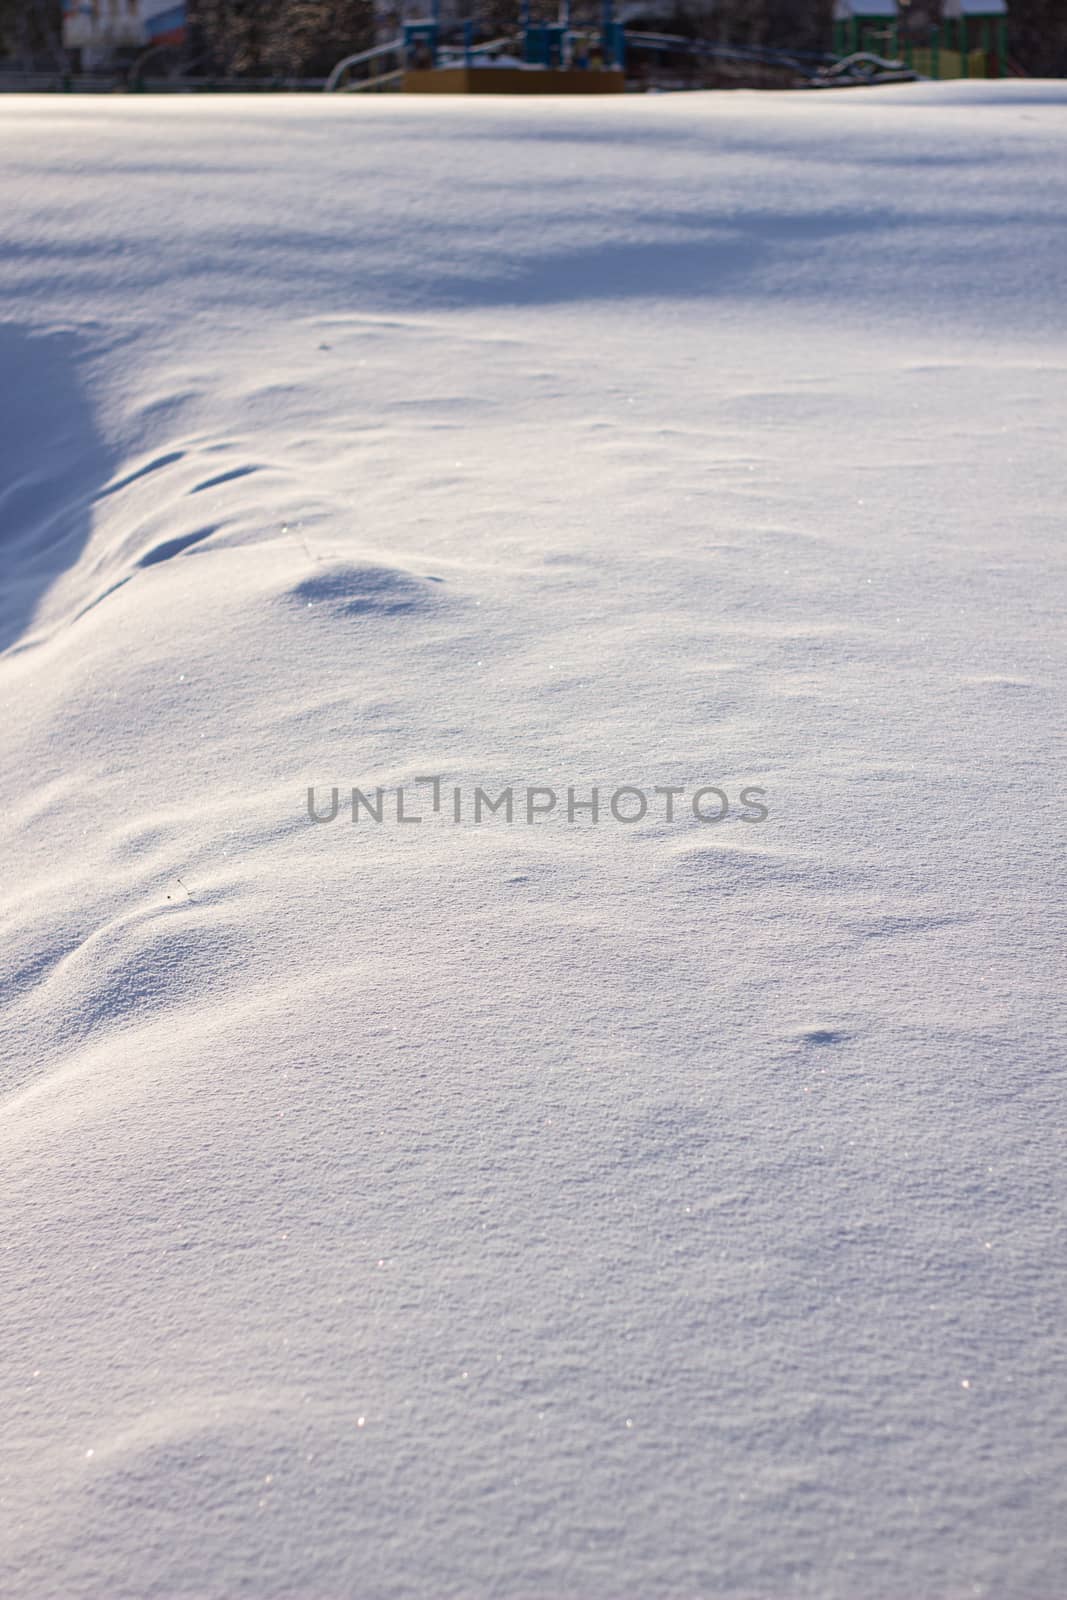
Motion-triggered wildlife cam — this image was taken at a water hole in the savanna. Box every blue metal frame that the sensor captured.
[403,20,439,66]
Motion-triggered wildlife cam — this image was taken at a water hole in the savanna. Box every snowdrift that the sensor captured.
[1,82,1065,1599]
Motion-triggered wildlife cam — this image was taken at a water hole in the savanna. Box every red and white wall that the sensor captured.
[63,0,187,67]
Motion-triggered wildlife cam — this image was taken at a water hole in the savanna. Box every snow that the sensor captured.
[1,82,1065,1600]
[943,0,1008,16]
[833,0,898,20]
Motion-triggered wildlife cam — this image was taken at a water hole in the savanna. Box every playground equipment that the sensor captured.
[832,0,899,60]
[324,0,1011,93]
[832,0,1009,78]
[941,0,1009,77]
[809,51,917,87]
[326,0,625,92]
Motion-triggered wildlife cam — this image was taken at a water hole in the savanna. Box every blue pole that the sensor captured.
[601,0,614,63]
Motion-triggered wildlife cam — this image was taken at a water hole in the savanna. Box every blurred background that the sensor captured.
[2,0,1065,90]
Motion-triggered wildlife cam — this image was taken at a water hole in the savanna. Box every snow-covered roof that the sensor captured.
[833,0,898,19]
[942,0,1008,15]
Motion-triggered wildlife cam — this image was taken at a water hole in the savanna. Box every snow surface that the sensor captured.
[1,82,1065,1600]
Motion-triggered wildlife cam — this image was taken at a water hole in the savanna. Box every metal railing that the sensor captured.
[341,66,406,93]
[0,68,330,92]
[324,40,404,93]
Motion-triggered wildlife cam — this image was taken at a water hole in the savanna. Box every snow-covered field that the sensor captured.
[1,81,1065,1599]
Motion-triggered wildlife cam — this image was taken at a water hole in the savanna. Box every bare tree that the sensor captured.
[0,0,65,69]
[189,0,374,77]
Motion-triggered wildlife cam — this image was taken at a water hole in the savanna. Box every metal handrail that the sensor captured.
[438,34,521,58]
[341,67,406,92]
[326,29,527,91]
[325,39,403,92]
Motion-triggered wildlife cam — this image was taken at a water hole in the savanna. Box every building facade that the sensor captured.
[63,0,187,68]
